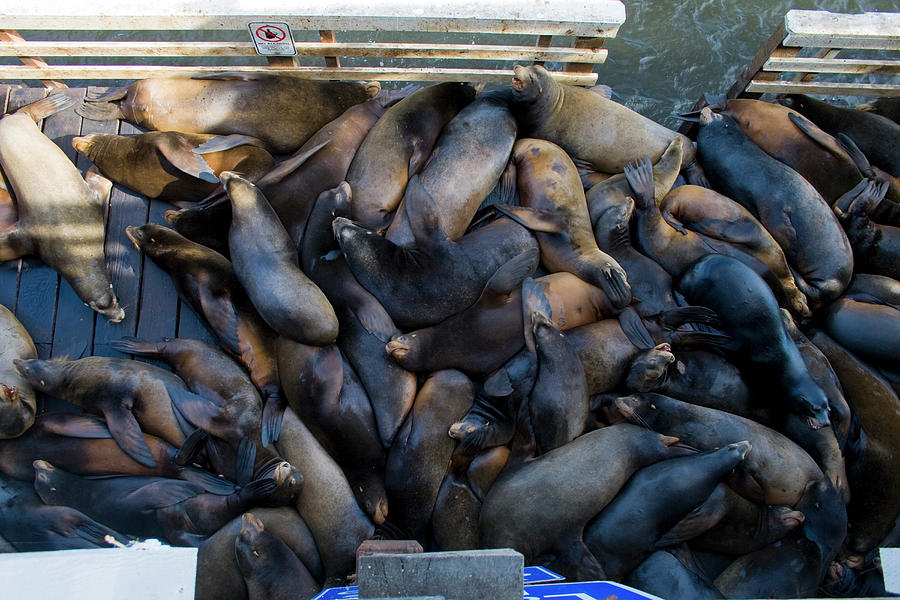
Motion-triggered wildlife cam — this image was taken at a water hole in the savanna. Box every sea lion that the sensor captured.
[498,138,631,308]
[858,97,900,123]
[345,82,475,232]
[824,297,900,376]
[480,423,690,580]
[0,94,123,322]
[624,549,722,600]
[77,72,376,154]
[276,337,387,526]
[300,183,416,448]
[385,90,517,246]
[223,171,338,347]
[584,442,751,581]
[779,93,900,177]
[507,64,705,185]
[71,131,273,207]
[713,478,847,599]
[0,474,124,552]
[33,460,275,547]
[0,303,36,439]
[810,329,900,556]
[846,272,900,305]
[196,507,324,600]
[384,369,474,543]
[696,107,854,309]
[234,513,321,600]
[334,202,538,330]
[0,412,232,493]
[124,223,283,446]
[834,179,900,280]
[614,392,826,506]
[274,407,375,583]
[677,254,831,428]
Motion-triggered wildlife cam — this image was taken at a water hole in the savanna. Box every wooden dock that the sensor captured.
[0,83,218,389]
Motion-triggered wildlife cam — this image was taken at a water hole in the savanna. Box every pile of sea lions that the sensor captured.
[0,66,898,599]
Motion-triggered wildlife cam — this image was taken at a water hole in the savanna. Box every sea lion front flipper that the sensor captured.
[787,112,857,166]
[624,155,655,210]
[260,395,286,448]
[618,307,655,350]
[70,517,123,548]
[103,403,158,468]
[493,204,566,234]
[194,284,241,353]
[833,178,871,214]
[253,140,330,188]
[180,465,238,495]
[125,479,203,508]
[155,137,218,184]
[235,437,257,487]
[237,477,278,503]
[175,428,208,466]
[0,224,34,262]
[655,306,721,329]
[685,218,760,245]
[84,167,114,207]
[192,134,268,154]
[40,413,112,438]
[485,247,540,298]
[655,483,729,547]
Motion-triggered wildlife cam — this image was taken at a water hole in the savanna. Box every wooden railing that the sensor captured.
[0,0,627,87]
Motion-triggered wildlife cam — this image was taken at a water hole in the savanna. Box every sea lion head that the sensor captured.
[699,106,723,127]
[234,513,267,573]
[13,358,67,393]
[624,343,675,392]
[386,332,426,371]
[71,134,101,159]
[125,223,185,259]
[510,64,551,104]
[265,461,303,506]
[0,383,35,439]
[89,291,125,324]
[787,379,831,430]
[333,216,383,267]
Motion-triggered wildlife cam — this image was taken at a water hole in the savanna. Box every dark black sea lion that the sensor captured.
[824,297,900,375]
[625,549,722,600]
[696,108,854,309]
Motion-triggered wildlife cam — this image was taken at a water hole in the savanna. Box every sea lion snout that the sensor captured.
[71,134,97,154]
[726,440,753,460]
[386,335,412,360]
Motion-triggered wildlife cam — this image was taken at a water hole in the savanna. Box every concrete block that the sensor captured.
[358,548,523,600]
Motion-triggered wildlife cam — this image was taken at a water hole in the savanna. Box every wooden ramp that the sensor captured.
[0,84,217,385]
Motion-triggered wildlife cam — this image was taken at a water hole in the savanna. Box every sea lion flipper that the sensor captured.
[239,477,278,502]
[655,483,730,547]
[155,137,219,184]
[486,247,539,297]
[656,306,722,329]
[624,155,655,209]
[180,465,238,495]
[84,168,114,206]
[483,367,514,398]
[253,140,330,187]
[104,405,158,468]
[786,112,859,166]
[352,302,396,343]
[40,412,112,438]
[522,277,552,353]
[192,134,268,155]
[618,307,655,350]
[195,285,241,352]
[72,518,123,548]
[0,225,34,262]
[126,479,203,508]
[17,93,76,122]
[408,136,430,177]
[260,395,286,448]
[493,204,566,233]
[175,428,208,466]
[84,85,129,103]
[404,174,450,248]
[235,437,257,487]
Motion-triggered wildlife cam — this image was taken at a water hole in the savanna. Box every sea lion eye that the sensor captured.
[252,550,259,558]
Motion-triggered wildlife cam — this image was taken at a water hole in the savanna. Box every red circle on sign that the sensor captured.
[255,25,286,43]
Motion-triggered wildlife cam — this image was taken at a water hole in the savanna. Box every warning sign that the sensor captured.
[247,22,297,57]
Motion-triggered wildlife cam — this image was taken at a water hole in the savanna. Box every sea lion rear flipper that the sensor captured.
[253,140,330,187]
[624,155,655,209]
[655,483,729,547]
[155,137,218,184]
[235,437,257,487]
[180,465,237,495]
[18,93,76,122]
[260,395,286,448]
[40,413,112,438]
[618,307,655,350]
[175,428,208,466]
[104,405,158,468]
[493,204,566,233]
[71,518,123,548]
[498,158,518,206]
[192,134,268,154]
[833,178,872,214]
[84,168,114,207]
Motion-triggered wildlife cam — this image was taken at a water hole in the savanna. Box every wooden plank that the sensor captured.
[784,9,900,50]
[43,87,99,361]
[0,85,19,314]
[0,64,600,85]
[565,36,605,74]
[0,40,609,62]
[0,30,66,89]
[746,79,900,96]
[8,86,58,359]
[1,1,627,37]
[320,30,340,68]
[764,56,900,75]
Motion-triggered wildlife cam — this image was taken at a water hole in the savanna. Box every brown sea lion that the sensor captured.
[0,474,125,552]
[300,183,416,448]
[810,329,900,556]
[346,82,475,232]
[274,407,375,583]
[223,171,338,347]
[779,94,900,178]
[696,108,854,309]
[276,338,387,526]
[677,254,831,428]
[124,223,283,446]
[507,64,705,185]
[33,460,275,547]
[614,392,825,506]
[385,90,517,246]
[0,303,36,439]
[77,72,376,154]
[334,202,539,330]
[384,369,474,543]
[0,94,123,322]
[498,137,631,308]
[71,131,273,207]
[196,507,324,600]
[480,423,690,580]
[234,513,321,600]
[0,412,233,494]
[584,442,751,581]
[14,356,204,467]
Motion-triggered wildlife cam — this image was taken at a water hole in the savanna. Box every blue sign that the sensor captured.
[524,566,565,584]
[311,578,661,600]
